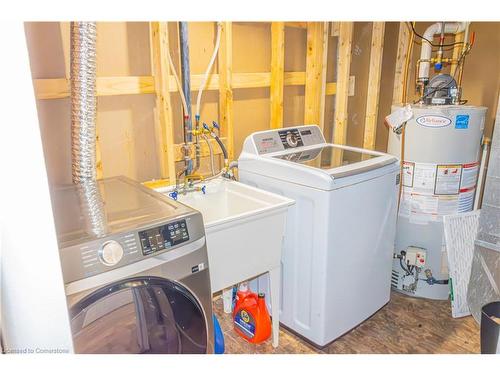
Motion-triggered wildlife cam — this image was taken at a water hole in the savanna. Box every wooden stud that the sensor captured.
[451,31,465,75]
[304,22,329,131]
[59,22,71,80]
[392,22,411,105]
[330,22,340,37]
[218,22,234,160]
[150,22,176,182]
[333,22,353,146]
[363,22,385,151]
[270,22,285,129]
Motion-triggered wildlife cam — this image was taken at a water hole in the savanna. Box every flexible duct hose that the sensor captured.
[71,22,98,183]
[70,22,107,237]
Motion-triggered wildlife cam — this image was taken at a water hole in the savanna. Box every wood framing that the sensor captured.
[304,22,329,131]
[150,22,176,182]
[34,77,155,99]
[333,22,353,145]
[35,21,368,184]
[451,31,465,75]
[285,22,307,29]
[218,22,234,160]
[270,22,285,129]
[392,22,411,104]
[363,22,385,151]
[34,71,349,100]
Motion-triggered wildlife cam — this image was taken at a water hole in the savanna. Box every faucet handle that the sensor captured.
[168,190,178,201]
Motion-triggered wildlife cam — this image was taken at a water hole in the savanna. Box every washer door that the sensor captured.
[69,276,208,354]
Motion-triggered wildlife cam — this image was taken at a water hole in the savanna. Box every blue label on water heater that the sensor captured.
[455,115,470,129]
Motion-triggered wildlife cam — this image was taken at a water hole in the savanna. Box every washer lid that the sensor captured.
[239,144,399,190]
[272,145,392,175]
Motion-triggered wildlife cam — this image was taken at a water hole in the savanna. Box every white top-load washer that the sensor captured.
[238,125,400,347]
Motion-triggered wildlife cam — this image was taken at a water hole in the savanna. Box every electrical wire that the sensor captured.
[399,257,412,276]
[407,22,466,48]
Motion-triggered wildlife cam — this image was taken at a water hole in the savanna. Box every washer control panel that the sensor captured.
[60,213,205,284]
[279,129,304,149]
[252,125,325,154]
[138,219,189,256]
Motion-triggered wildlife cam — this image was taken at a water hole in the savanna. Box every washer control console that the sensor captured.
[138,219,189,256]
[251,125,326,154]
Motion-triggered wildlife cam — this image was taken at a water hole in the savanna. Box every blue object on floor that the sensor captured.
[213,314,225,354]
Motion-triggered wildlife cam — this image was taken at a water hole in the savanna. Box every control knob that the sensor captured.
[285,131,299,148]
[99,240,124,266]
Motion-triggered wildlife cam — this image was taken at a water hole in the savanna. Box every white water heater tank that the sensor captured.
[388,104,487,300]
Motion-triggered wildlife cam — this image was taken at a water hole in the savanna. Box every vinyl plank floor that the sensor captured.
[213,291,480,354]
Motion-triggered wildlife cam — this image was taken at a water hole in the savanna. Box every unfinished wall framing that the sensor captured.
[27,21,499,187]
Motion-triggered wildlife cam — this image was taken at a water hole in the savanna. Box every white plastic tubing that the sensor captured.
[418,22,467,82]
[167,22,222,120]
[195,22,222,118]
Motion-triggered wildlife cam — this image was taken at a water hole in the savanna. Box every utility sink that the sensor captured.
[156,177,294,348]
[156,177,294,292]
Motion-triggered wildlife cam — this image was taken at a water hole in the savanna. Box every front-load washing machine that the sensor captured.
[51,176,214,354]
[238,125,400,347]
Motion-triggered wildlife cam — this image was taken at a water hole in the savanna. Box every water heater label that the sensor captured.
[416,115,452,128]
[399,161,478,224]
[435,165,462,195]
[455,115,470,129]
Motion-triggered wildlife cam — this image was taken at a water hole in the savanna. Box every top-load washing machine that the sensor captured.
[238,125,400,347]
[52,176,214,354]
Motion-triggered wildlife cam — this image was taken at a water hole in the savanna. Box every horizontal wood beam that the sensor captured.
[34,76,155,99]
[34,73,355,100]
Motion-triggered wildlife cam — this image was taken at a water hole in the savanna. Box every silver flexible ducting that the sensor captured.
[70,22,107,237]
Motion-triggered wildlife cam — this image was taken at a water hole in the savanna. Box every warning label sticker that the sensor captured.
[399,160,478,223]
[402,161,414,187]
[460,162,480,190]
[435,164,462,195]
[413,163,436,193]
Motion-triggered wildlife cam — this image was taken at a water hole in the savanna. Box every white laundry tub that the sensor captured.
[156,178,293,292]
[156,178,293,347]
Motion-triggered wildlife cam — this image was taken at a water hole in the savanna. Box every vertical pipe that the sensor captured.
[179,22,193,174]
[474,139,490,210]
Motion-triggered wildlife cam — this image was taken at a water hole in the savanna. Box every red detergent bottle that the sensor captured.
[232,283,271,344]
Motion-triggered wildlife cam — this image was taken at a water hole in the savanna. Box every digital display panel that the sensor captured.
[139,219,189,255]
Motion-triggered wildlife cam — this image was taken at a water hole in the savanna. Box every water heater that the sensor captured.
[388,104,487,300]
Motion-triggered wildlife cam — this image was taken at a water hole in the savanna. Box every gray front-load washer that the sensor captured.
[51,176,214,354]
